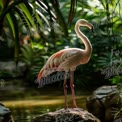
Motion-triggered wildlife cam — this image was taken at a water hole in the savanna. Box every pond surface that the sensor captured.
[2,94,88,122]
[1,81,91,122]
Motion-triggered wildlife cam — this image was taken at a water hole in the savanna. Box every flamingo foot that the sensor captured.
[73,104,77,108]
[64,106,68,109]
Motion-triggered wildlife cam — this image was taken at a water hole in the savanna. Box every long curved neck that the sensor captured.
[75,22,92,56]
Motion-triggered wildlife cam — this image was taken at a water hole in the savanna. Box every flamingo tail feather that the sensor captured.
[37,69,44,80]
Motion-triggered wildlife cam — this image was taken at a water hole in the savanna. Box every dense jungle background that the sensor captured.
[0,0,122,87]
[0,0,122,121]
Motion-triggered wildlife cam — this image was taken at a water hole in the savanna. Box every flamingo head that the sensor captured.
[76,19,94,31]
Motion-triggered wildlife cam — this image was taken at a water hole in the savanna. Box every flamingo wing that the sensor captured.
[37,48,82,80]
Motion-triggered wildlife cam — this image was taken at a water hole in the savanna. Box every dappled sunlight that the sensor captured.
[2,99,64,107]
[2,95,87,109]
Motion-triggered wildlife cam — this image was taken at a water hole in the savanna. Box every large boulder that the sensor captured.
[0,103,14,122]
[32,108,101,122]
[86,85,122,122]
[0,61,26,78]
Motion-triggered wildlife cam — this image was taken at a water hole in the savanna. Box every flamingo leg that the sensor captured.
[63,72,68,108]
[70,71,77,108]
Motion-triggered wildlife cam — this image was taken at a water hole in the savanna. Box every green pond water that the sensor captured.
[1,80,91,122]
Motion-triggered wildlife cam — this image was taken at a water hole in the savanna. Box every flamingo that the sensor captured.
[37,19,93,108]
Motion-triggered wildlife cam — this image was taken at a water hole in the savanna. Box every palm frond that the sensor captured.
[68,0,77,24]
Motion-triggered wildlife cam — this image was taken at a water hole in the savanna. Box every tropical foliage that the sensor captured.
[0,0,122,86]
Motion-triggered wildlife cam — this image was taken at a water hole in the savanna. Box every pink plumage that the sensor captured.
[37,48,87,80]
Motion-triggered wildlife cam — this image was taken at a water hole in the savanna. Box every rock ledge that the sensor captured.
[32,108,101,122]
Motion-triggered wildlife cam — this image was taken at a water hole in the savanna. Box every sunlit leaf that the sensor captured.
[19,3,37,30]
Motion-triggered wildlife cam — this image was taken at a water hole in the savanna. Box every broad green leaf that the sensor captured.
[6,13,15,38]
[6,11,20,63]
[35,10,43,27]
[10,12,19,63]
[21,12,32,30]
[19,3,37,30]
[35,1,50,27]
[36,9,50,27]
[15,7,31,32]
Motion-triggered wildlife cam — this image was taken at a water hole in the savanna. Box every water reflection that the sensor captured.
[10,105,62,122]
[1,83,89,122]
